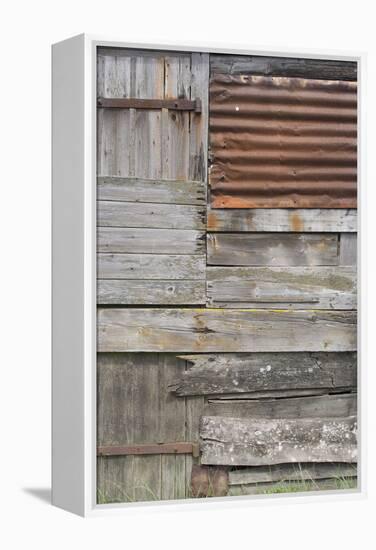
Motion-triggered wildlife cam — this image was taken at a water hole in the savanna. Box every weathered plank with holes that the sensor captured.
[229,462,357,485]
[206,266,356,309]
[207,209,357,233]
[210,55,357,81]
[204,394,357,419]
[200,416,357,466]
[97,228,205,254]
[97,353,189,503]
[97,201,206,229]
[171,353,356,396]
[207,233,339,266]
[97,279,206,305]
[97,309,357,352]
[97,177,206,205]
[97,253,206,280]
[339,233,357,266]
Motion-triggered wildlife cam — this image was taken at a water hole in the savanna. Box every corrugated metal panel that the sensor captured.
[209,74,357,209]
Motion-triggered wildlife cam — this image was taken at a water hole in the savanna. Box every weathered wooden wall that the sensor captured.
[96,49,357,504]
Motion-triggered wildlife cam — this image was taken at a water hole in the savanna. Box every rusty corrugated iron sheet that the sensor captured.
[209,74,357,209]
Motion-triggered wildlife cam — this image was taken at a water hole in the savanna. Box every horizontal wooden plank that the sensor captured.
[97,201,206,230]
[97,442,199,457]
[97,309,357,352]
[339,233,357,266]
[200,416,357,466]
[210,55,357,81]
[172,353,356,396]
[207,209,357,233]
[229,462,357,485]
[97,254,206,280]
[207,233,339,266]
[228,477,357,496]
[204,394,357,419]
[206,266,356,309]
[97,279,206,305]
[98,228,205,254]
[97,177,206,205]
[97,97,201,112]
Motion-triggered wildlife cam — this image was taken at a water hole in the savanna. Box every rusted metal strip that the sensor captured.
[97,97,201,112]
[97,442,200,457]
[209,74,357,209]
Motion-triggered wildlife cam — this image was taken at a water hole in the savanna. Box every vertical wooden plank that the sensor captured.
[162,55,191,180]
[189,53,209,182]
[133,55,164,179]
[185,393,205,496]
[97,53,132,177]
[339,233,357,266]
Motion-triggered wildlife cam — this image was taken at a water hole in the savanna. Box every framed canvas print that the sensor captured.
[52,34,361,517]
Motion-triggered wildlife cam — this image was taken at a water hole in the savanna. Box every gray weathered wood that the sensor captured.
[339,233,357,266]
[207,208,357,233]
[229,462,357,485]
[228,477,357,496]
[210,55,357,81]
[97,177,206,205]
[97,353,188,503]
[97,253,206,280]
[189,53,209,182]
[97,228,205,254]
[206,266,356,309]
[97,279,206,305]
[97,309,357,353]
[97,200,206,229]
[204,394,357,419]
[200,416,357,466]
[207,233,339,266]
[171,353,356,396]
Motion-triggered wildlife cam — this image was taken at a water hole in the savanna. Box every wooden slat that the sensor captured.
[97,279,206,305]
[97,309,357,353]
[97,253,206,280]
[339,233,357,266]
[206,266,356,309]
[207,209,357,233]
[172,353,356,396]
[228,477,357,496]
[97,200,206,230]
[97,177,206,205]
[189,53,209,182]
[97,228,205,254]
[97,353,188,503]
[207,233,339,266]
[204,394,357,419]
[97,97,201,111]
[229,462,357,485]
[210,55,357,81]
[200,416,357,466]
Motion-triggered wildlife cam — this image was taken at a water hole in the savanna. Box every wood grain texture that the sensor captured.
[229,462,357,485]
[97,177,206,205]
[205,394,357,419]
[210,55,357,81]
[228,477,357,496]
[97,228,205,254]
[339,233,357,266]
[172,353,356,396]
[207,233,339,266]
[206,266,356,309]
[207,209,357,233]
[97,200,206,229]
[189,53,209,182]
[97,353,188,502]
[97,309,357,352]
[200,415,357,466]
[97,253,206,280]
[97,279,206,305]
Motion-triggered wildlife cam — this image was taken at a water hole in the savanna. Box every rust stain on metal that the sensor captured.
[209,74,357,209]
[98,442,200,457]
[290,212,304,232]
[191,465,229,497]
